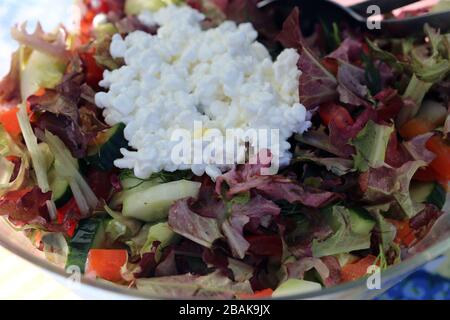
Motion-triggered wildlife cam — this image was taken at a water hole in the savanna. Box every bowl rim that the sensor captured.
[1,217,450,300]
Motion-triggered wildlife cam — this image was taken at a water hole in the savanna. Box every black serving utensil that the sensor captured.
[258,0,450,37]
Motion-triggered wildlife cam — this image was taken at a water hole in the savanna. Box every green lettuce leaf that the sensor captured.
[366,38,407,74]
[104,205,142,243]
[362,161,427,218]
[351,120,394,172]
[140,222,179,260]
[312,206,373,257]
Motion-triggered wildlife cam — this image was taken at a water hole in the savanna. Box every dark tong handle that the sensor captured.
[350,0,422,17]
[380,10,450,36]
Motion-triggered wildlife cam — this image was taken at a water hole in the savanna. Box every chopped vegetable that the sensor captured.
[340,255,377,282]
[17,102,50,192]
[86,249,128,282]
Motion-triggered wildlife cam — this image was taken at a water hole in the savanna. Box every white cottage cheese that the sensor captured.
[95,5,311,179]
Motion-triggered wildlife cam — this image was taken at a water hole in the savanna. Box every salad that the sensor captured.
[0,0,449,299]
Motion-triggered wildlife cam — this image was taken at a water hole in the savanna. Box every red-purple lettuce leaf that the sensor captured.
[384,132,412,168]
[216,162,340,208]
[326,38,362,63]
[0,187,51,222]
[360,161,428,218]
[403,133,436,164]
[277,8,338,109]
[295,128,347,158]
[276,7,304,50]
[168,198,223,248]
[30,59,106,158]
[374,88,406,123]
[337,62,370,107]
[0,50,21,106]
[223,195,281,259]
[329,107,377,158]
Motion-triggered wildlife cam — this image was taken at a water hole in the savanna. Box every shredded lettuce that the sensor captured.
[16,103,50,192]
[43,131,98,215]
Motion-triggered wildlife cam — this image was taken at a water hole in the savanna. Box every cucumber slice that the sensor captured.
[427,183,446,210]
[65,218,106,273]
[410,181,435,203]
[410,181,446,209]
[48,159,80,208]
[348,208,376,235]
[272,279,321,298]
[110,178,161,209]
[123,180,201,222]
[86,123,128,171]
[49,169,72,208]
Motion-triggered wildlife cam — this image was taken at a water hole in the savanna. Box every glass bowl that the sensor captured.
[1,209,449,299]
[1,0,449,300]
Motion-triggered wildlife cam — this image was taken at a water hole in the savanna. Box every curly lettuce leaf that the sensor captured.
[361,161,427,218]
[277,8,338,109]
[11,22,69,61]
[312,206,373,257]
[351,120,394,172]
[169,199,223,248]
[135,270,253,299]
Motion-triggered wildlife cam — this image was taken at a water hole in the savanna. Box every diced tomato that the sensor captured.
[319,103,354,128]
[341,255,377,283]
[388,219,416,247]
[399,118,435,139]
[426,135,450,182]
[57,198,81,224]
[80,51,104,88]
[86,249,128,283]
[56,198,80,237]
[0,107,21,138]
[237,288,273,299]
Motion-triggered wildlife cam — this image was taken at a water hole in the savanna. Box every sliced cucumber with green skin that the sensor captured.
[86,123,128,171]
[427,183,446,210]
[65,218,106,273]
[272,279,322,298]
[348,208,376,235]
[109,178,162,209]
[123,180,201,222]
[49,169,72,208]
[48,159,80,208]
[410,181,446,209]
